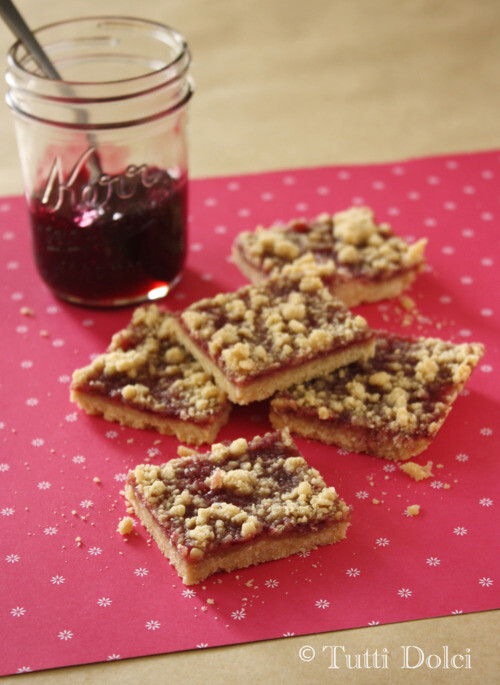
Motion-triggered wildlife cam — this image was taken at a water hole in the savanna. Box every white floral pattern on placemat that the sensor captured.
[1,150,499,676]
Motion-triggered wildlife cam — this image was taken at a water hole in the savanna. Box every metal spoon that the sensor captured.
[0,0,61,79]
[0,0,102,178]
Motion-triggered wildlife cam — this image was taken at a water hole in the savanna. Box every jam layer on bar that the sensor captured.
[71,305,230,442]
[270,332,484,460]
[169,259,375,403]
[125,429,351,582]
[232,207,427,306]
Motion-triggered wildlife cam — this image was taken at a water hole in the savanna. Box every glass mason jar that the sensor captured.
[5,16,193,306]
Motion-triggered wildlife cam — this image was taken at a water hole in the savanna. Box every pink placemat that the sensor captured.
[1,150,499,676]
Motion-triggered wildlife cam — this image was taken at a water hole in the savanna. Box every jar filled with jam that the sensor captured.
[6,17,193,306]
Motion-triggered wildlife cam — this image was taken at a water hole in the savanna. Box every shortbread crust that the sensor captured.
[71,305,231,444]
[232,207,427,307]
[168,261,375,405]
[124,429,352,584]
[270,332,484,460]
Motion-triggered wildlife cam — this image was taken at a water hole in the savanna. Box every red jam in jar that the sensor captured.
[29,161,188,306]
[6,17,193,307]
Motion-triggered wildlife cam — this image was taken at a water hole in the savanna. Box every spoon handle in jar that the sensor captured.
[0,0,61,79]
[1,0,103,177]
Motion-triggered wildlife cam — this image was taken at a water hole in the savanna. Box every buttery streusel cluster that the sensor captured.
[71,305,227,422]
[271,333,484,436]
[127,430,350,560]
[176,256,371,382]
[233,207,427,278]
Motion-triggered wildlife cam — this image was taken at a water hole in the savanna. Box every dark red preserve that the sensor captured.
[29,163,188,306]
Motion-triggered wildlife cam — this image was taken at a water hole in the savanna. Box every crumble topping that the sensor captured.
[233,207,427,279]
[71,305,227,423]
[127,430,350,560]
[271,332,484,436]
[175,262,372,382]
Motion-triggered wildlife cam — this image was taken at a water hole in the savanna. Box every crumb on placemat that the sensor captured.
[399,460,433,481]
[406,504,420,517]
[117,516,134,535]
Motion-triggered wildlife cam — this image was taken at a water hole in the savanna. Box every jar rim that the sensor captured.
[6,15,190,89]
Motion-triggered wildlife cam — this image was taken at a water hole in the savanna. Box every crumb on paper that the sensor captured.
[443,483,451,490]
[206,598,215,605]
[372,498,380,505]
[406,504,420,517]
[39,329,49,337]
[93,476,101,484]
[399,460,433,481]
[75,536,83,547]
[20,306,34,316]
[399,295,416,311]
[117,516,134,535]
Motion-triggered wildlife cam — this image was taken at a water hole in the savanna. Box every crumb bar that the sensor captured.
[168,261,375,405]
[270,332,484,460]
[124,429,352,584]
[70,305,231,445]
[232,207,427,307]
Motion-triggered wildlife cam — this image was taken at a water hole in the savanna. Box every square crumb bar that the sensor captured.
[70,305,231,445]
[168,261,375,405]
[270,332,484,460]
[232,206,427,307]
[124,429,352,584]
